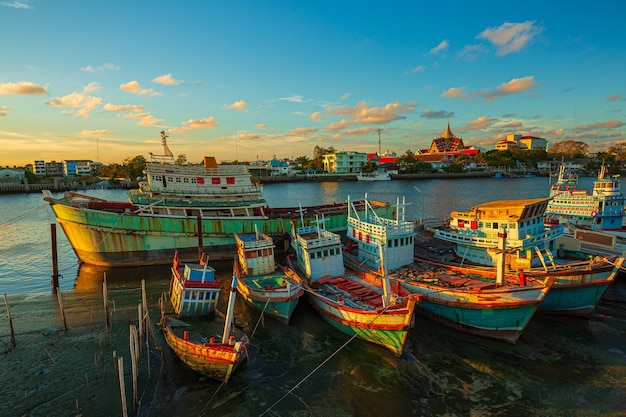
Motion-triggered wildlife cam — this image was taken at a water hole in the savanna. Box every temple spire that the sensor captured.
[442,121,455,139]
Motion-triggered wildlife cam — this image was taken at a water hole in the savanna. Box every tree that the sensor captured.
[295,155,310,169]
[606,142,626,162]
[548,140,588,160]
[360,160,378,173]
[176,154,187,165]
[312,145,336,170]
[126,155,147,180]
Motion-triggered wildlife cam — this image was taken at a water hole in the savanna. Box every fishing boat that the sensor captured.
[431,197,625,317]
[161,273,249,383]
[284,197,420,357]
[233,230,303,324]
[42,130,394,267]
[342,195,553,343]
[545,163,626,236]
[356,170,391,181]
[169,252,221,318]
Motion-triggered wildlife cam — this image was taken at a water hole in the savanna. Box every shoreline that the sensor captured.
[0,171,546,194]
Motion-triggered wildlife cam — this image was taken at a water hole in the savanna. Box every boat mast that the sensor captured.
[378,242,392,307]
[496,226,507,285]
[222,275,238,342]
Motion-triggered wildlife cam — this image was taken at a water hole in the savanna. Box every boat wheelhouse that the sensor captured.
[435,198,564,269]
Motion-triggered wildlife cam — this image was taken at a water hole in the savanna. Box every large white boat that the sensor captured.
[356,170,391,181]
[43,131,394,267]
[545,164,626,235]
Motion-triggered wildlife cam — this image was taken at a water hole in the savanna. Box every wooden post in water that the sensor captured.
[51,224,60,293]
[117,356,128,417]
[197,214,203,260]
[103,273,110,330]
[3,294,15,347]
[57,291,68,330]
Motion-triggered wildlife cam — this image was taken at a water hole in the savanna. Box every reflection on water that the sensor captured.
[73,263,172,292]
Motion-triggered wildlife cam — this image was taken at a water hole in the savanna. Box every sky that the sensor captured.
[1,1,625,167]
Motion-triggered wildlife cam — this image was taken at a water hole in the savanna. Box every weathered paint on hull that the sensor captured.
[399,280,549,343]
[304,293,416,356]
[237,275,304,325]
[162,324,246,383]
[51,201,377,267]
[533,258,624,317]
[539,282,613,317]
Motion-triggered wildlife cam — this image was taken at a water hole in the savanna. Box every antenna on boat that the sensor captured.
[377,128,382,155]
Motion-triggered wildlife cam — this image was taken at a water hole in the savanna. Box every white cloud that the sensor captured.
[477,21,543,55]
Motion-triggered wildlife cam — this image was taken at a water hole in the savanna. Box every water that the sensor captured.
[0,176,595,295]
[2,176,625,417]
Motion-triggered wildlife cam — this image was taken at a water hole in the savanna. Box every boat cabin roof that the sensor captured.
[452,197,551,222]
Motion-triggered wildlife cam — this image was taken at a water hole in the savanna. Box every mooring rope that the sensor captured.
[0,203,48,230]
[249,298,271,341]
[259,302,395,416]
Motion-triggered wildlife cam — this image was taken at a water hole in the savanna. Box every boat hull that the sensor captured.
[162,322,247,383]
[398,279,549,343]
[303,291,416,356]
[46,196,392,267]
[236,273,304,325]
[527,258,624,317]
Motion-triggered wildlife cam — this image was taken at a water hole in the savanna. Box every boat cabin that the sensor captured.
[170,255,221,318]
[234,231,276,277]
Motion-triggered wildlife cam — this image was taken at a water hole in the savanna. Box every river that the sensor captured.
[1,176,625,416]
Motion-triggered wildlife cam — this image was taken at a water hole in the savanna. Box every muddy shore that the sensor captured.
[1,265,626,416]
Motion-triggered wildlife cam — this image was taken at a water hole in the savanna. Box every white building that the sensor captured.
[322,151,367,174]
[34,160,46,175]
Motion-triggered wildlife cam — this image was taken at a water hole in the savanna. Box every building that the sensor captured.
[63,160,95,176]
[0,168,25,185]
[34,160,46,175]
[45,161,64,177]
[265,157,291,176]
[322,151,367,174]
[415,122,480,160]
[496,134,548,151]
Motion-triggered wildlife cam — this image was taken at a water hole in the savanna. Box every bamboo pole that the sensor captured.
[56,291,68,330]
[117,356,128,417]
[51,224,59,292]
[3,294,15,347]
[137,304,143,352]
[103,273,110,330]
[129,325,138,410]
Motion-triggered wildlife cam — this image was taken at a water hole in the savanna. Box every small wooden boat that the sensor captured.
[343,194,553,343]
[285,198,420,357]
[233,230,303,324]
[169,251,221,318]
[162,270,249,383]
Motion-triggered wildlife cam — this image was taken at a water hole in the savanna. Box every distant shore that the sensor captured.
[0,170,547,194]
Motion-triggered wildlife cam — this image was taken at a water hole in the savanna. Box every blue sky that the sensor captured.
[1,0,625,166]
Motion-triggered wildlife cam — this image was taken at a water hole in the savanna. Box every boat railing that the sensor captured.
[348,217,415,237]
[146,163,251,176]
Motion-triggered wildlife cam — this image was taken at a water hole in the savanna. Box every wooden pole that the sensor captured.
[197,214,203,260]
[129,325,138,410]
[137,304,143,352]
[117,357,128,417]
[103,273,110,330]
[56,291,68,330]
[3,294,15,347]
[51,224,59,292]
